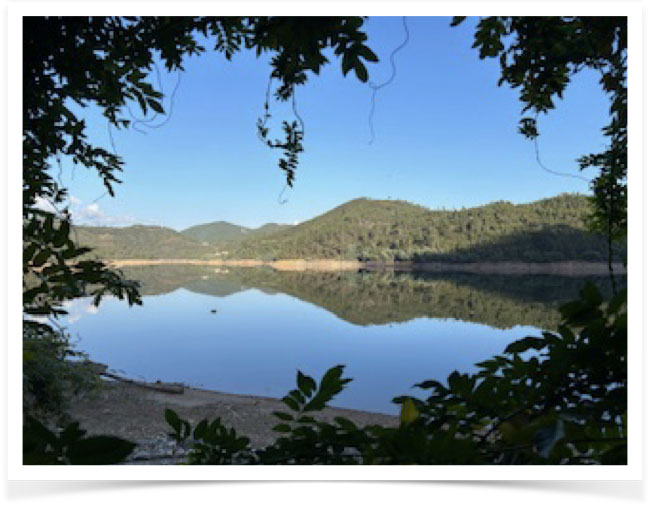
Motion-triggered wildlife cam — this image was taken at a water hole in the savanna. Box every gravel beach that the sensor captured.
[66,380,398,464]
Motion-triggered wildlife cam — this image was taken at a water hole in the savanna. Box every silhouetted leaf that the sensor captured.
[297,370,316,396]
[400,398,419,425]
[354,60,368,82]
[67,436,136,464]
[147,98,165,114]
[273,412,293,422]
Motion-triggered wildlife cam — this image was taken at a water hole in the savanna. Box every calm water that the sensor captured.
[63,266,622,414]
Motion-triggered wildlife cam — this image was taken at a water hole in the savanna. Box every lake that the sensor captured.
[63,266,623,415]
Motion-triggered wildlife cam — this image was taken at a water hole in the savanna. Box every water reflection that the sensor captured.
[119,265,623,330]
[67,266,624,414]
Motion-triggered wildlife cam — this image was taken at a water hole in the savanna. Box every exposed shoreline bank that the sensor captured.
[108,258,626,276]
[67,380,398,463]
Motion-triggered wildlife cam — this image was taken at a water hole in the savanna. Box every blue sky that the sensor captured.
[58,16,610,230]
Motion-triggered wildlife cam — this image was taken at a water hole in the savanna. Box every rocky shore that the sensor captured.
[66,380,398,464]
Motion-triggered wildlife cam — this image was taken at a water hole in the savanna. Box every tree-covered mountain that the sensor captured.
[230,193,625,263]
[180,221,291,246]
[75,194,625,263]
[75,225,214,260]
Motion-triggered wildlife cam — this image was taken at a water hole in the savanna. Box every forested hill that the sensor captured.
[180,221,291,245]
[75,225,214,260]
[75,194,624,262]
[230,193,624,263]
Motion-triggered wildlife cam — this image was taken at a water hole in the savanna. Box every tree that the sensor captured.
[453,16,627,286]
[23,15,379,315]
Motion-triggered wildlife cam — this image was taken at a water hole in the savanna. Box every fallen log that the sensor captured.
[80,360,185,394]
[100,372,185,395]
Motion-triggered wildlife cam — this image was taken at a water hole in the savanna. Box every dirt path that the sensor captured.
[67,380,398,453]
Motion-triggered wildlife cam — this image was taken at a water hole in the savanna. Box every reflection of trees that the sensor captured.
[121,266,625,330]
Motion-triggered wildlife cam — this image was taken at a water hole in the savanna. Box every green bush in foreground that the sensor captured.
[23,417,135,465]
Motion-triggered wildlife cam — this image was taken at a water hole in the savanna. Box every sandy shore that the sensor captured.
[109,258,363,271]
[108,258,625,276]
[67,380,398,452]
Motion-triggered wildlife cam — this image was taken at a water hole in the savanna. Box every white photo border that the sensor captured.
[6,1,644,481]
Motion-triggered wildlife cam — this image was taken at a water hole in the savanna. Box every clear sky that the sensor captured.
[58,16,610,230]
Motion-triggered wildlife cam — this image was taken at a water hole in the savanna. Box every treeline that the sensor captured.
[231,194,625,263]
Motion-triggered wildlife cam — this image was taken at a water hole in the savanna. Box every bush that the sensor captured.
[23,322,99,417]
[23,416,135,465]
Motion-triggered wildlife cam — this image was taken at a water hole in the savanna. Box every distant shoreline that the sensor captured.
[108,258,626,276]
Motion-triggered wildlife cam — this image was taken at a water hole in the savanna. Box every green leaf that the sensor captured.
[193,419,208,440]
[607,290,626,315]
[358,45,378,63]
[580,282,603,307]
[289,389,306,404]
[23,243,38,262]
[341,52,354,76]
[32,248,52,267]
[67,436,136,464]
[272,412,294,422]
[282,396,300,411]
[296,415,316,424]
[400,397,419,425]
[414,379,445,390]
[164,408,181,436]
[320,365,346,390]
[354,60,368,82]
[54,220,70,247]
[147,98,165,114]
[133,89,147,115]
[297,370,316,396]
[505,337,546,353]
[272,424,291,433]
[59,421,86,445]
[346,17,363,31]
[334,417,357,431]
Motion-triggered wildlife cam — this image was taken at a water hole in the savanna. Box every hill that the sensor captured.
[180,221,250,245]
[75,225,213,260]
[230,194,625,263]
[180,221,291,246]
[74,194,625,263]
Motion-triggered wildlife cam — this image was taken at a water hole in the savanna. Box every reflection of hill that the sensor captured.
[119,265,245,296]
[120,266,624,330]
[407,271,624,305]
[227,269,621,330]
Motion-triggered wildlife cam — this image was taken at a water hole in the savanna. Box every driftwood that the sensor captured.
[81,361,185,394]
